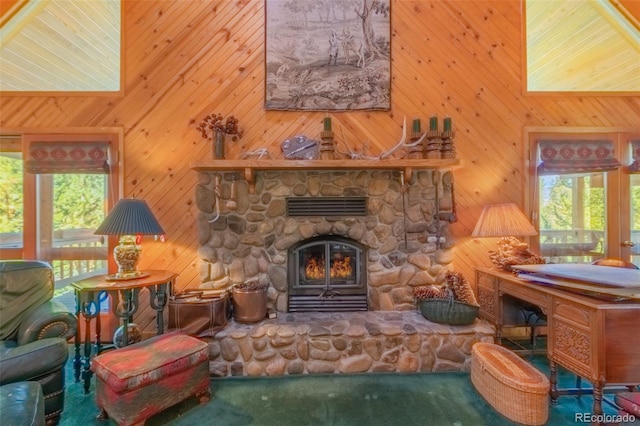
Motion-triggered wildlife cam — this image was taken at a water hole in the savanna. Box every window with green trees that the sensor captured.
[527,130,639,265]
[0,152,23,245]
[538,173,606,263]
[1,134,119,288]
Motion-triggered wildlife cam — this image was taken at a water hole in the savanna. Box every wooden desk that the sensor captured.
[71,270,177,393]
[475,267,640,416]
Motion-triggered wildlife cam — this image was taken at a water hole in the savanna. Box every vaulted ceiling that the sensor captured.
[526,0,640,92]
[0,0,120,92]
[0,0,637,93]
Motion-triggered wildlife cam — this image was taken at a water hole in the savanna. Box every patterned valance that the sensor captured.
[537,140,621,175]
[25,141,110,174]
[629,139,640,173]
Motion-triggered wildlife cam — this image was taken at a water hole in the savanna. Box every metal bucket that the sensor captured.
[231,287,267,323]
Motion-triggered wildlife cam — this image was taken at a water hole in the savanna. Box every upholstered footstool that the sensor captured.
[91,333,210,426]
[471,342,549,426]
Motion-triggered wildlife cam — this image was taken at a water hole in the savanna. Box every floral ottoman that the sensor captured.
[91,333,210,426]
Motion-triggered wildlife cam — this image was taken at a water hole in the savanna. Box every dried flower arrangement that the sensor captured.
[196,113,243,141]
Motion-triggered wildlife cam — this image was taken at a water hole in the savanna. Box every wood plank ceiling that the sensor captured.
[0,0,120,92]
[526,0,640,92]
[1,0,638,93]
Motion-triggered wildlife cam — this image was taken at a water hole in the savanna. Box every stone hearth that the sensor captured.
[205,311,495,377]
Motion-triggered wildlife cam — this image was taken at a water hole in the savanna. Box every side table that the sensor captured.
[71,270,177,394]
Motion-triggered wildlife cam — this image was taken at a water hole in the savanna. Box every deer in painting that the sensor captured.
[328,31,340,65]
[341,28,364,68]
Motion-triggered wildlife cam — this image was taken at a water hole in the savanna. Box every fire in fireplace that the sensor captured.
[288,236,367,312]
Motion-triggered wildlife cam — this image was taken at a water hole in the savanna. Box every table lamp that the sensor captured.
[95,198,165,280]
[471,203,541,270]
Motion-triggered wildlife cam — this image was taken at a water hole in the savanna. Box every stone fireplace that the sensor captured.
[193,166,495,377]
[195,168,456,312]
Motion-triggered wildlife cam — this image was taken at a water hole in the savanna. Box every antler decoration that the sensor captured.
[336,116,426,160]
[380,116,426,159]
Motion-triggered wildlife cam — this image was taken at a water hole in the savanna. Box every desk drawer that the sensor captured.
[554,300,591,327]
[500,280,549,311]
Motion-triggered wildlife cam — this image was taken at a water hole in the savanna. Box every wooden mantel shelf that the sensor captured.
[191,158,460,193]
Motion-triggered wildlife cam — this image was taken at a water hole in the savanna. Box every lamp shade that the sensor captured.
[471,203,536,238]
[94,199,165,236]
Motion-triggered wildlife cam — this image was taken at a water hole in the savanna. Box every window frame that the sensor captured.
[524,126,638,262]
[0,129,123,272]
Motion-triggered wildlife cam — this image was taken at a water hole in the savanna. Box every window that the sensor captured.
[0,133,121,286]
[537,172,606,263]
[1,131,121,341]
[525,0,640,93]
[0,136,23,253]
[526,129,638,265]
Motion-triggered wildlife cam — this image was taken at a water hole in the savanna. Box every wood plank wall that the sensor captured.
[1,0,639,333]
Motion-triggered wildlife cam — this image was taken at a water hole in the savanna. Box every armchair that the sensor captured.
[0,260,77,425]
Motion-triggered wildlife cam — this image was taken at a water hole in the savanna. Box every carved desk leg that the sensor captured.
[592,377,605,416]
[495,290,505,345]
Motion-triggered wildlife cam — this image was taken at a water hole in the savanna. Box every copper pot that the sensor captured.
[231,287,267,323]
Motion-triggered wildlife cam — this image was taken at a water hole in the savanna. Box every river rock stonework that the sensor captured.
[195,169,456,311]
[194,169,495,377]
[204,311,495,377]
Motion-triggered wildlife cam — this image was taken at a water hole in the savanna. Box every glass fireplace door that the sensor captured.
[288,236,367,311]
[297,241,358,290]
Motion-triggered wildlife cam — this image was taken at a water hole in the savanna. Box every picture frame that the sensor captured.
[264,0,391,111]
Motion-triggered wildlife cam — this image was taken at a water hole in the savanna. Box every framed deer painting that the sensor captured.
[265,0,391,111]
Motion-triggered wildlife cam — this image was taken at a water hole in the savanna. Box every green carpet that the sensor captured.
[58,346,628,426]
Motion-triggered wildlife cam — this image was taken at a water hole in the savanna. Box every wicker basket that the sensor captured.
[419,298,479,325]
[471,342,549,425]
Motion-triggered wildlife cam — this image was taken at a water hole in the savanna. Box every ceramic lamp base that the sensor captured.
[112,235,143,279]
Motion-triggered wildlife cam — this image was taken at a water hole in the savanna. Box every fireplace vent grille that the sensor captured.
[286,197,367,217]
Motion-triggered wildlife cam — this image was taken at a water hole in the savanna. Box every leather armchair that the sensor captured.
[0,260,77,425]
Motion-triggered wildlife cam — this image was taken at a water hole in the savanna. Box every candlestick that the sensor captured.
[444,117,452,132]
[412,118,421,133]
[429,116,438,131]
[324,115,332,132]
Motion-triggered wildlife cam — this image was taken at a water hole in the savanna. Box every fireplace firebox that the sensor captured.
[288,236,367,312]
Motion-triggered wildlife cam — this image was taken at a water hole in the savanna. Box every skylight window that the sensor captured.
[526,0,640,93]
[0,0,121,93]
